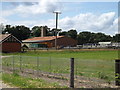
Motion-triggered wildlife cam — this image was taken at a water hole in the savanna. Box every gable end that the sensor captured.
[2,35,21,43]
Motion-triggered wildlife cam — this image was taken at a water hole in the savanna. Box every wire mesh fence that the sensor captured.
[2,55,116,88]
[74,58,115,85]
[2,55,70,80]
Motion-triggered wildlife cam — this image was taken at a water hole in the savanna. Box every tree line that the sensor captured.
[2,25,120,44]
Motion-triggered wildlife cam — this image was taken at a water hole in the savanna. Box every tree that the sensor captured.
[44,26,51,36]
[67,29,77,39]
[94,33,112,42]
[31,26,41,37]
[31,26,51,37]
[112,34,120,42]
[50,28,62,36]
[59,31,67,36]
[77,32,112,45]
[2,25,31,40]
[2,25,11,34]
[77,31,93,44]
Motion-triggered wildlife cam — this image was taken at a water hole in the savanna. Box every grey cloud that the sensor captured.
[10,2,38,6]
[4,0,61,16]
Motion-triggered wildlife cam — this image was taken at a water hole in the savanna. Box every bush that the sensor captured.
[97,72,109,80]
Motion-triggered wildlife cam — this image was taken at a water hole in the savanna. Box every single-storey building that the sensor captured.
[22,36,77,48]
[0,34,21,53]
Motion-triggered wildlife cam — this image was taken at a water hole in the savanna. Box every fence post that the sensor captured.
[20,55,22,72]
[115,59,120,86]
[37,57,39,78]
[75,59,77,79]
[49,57,51,74]
[12,55,14,73]
[70,58,74,88]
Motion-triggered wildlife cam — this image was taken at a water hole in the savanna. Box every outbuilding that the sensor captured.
[0,34,21,53]
[98,42,111,47]
[22,36,77,48]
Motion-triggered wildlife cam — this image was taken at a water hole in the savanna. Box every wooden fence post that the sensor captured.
[20,56,22,72]
[12,55,14,73]
[70,58,74,88]
[37,57,39,78]
[115,59,120,86]
[49,57,51,74]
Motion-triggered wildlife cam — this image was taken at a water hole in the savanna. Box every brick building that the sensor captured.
[0,34,21,53]
[22,36,77,48]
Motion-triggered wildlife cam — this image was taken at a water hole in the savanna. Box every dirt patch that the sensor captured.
[0,81,17,88]
[1,56,12,59]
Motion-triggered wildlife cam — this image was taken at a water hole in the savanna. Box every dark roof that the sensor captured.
[22,36,64,43]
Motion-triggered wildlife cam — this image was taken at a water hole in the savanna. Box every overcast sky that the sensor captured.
[0,0,119,35]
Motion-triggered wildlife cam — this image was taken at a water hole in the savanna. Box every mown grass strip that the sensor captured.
[3,50,118,60]
[2,73,67,88]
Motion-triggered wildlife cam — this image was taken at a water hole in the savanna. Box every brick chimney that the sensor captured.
[41,26,46,37]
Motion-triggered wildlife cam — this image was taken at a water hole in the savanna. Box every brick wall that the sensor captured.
[2,42,21,52]
[41,37,77,48]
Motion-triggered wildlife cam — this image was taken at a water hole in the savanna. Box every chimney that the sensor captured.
[41,26,46,37]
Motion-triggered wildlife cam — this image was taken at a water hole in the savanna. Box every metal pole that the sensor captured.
[115,59,120,86]
[53,11,61,50]
[55,13,58,50]
[70,58,74,88]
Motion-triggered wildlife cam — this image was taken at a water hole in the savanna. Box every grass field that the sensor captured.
[3,73,66,88]
[2,49,120,83]
[3,49,119,60]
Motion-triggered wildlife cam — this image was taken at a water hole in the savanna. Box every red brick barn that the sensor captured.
[0,34,21,53]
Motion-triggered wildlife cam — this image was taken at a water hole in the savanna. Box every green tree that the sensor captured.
[2,25,11,34]
[31,26,41,37]
[44,26,51,36]
[50,28,62,36]
[2,25,31,40]
[77,32,112,44]
[31,26,51,37]
[59,31,67,36]
[67,29,77,39]
[77,31,93,44]
[94,33,112,42]
[112,34,120,42]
